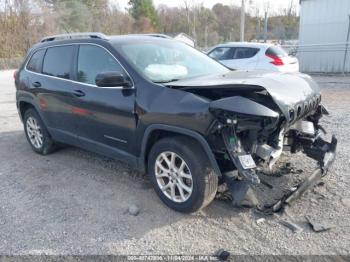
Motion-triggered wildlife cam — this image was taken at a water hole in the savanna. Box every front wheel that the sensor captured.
[148,136,218,213]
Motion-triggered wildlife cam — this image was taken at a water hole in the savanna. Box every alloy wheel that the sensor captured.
[155,151,193,203]
[26,116,43,149]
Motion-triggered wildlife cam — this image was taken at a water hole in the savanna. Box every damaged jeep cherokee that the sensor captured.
[15,33,337,213]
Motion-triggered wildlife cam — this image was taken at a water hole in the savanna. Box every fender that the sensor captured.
[138,124,222,176]
[209,96,279,118]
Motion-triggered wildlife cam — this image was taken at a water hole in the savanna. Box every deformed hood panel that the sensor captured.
[168,70,320,120]
[209,96,279,118]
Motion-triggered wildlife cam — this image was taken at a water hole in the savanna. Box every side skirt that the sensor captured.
[48,127,140,170]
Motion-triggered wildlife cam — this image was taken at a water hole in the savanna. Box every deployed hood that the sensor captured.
[167,70,321,121]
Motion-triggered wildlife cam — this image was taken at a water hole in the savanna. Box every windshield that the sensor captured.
[116,40,229,83]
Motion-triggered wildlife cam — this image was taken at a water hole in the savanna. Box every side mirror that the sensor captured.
[95,71,131,88]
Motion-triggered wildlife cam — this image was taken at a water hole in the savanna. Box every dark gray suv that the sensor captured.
[15,33,337,212]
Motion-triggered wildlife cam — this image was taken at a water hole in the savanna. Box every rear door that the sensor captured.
[36,45,78,144]
[69,44,136,157]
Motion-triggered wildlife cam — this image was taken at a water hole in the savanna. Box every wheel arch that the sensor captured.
[17,99,38,121]
[139,124,222,177]
[17,97,46,124]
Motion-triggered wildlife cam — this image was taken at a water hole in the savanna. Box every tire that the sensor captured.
[23,108,56,155]
[148,136,218,213]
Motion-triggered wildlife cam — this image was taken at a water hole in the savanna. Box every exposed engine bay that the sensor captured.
[207,91,330,172]
[208,101,337,211]
[168,71,337,211]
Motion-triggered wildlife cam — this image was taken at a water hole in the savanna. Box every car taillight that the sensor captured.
[266,54,284,66]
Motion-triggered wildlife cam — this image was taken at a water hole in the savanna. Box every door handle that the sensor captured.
[32,81,41,88]
[72,90,85,97]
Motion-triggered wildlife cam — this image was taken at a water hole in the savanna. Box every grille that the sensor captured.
[288,94,321,123]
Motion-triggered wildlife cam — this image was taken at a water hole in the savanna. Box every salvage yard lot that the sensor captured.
[0,70,349,255]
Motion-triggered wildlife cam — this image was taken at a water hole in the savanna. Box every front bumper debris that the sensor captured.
[221,122,337,212]
[258,135,337,213]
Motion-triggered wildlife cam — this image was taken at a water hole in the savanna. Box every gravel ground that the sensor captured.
[0,70,349,255]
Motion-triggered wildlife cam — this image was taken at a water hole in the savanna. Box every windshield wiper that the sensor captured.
[153,79,180,84]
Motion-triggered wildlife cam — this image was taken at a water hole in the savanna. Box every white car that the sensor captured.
[207,42,299,73]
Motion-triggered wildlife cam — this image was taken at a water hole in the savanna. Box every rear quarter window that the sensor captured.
[26,49,46,73]
[42,45,74,79]
[265,46,288,57]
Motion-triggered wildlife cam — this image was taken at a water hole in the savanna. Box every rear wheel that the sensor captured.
[23,108,56,155]
[148,136,218,213]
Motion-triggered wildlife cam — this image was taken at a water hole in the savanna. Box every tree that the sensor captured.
[0,0,300,67]
[54,0,93,32]
[128,0,158,32]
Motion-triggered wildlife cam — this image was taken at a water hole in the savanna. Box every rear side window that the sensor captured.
[43,46,74,79]
[233,47,259,59]
[265,46,288,57]
[208,47,234,60]
[77,45,125,85]
[26,49,46,73]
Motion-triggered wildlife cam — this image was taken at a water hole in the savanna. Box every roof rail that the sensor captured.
[40,32,108,43]
[141,33,171,39]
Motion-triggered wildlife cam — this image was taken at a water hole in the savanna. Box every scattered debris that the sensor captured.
[128,204,140,216]
[215,249,230,261]
[258,165,331,214]
[217,183,229,193]
[259,178,273,189]
[240,188,259,208]
[305,216,333,232]
[279,219,303,233]
[224,177,258,208]
[317,181,325,187]
[259,162,293,176]
[256,218,266,225]
[215,191,232,201]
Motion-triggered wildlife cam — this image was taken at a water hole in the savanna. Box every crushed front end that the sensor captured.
[208,93,337,211]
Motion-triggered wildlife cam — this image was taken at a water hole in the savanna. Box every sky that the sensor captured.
[112,0,299,16]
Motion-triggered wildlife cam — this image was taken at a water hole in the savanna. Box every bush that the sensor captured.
[0,58,24,70]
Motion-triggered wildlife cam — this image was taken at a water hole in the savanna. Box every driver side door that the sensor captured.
[70,44,136,159]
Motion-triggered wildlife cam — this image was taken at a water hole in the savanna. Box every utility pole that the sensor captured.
[343,15,350,74]
[263,11,268,43]
[256,18,261,41]
[240,0,245,41]
[204,24,208,48]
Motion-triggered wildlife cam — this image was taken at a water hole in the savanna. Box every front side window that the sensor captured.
[26,49,46,73]
[208,47,233,60]
[233,47,259,59]
[42,46,74,79]
[117,41,229,83]
[77,45,124,85]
